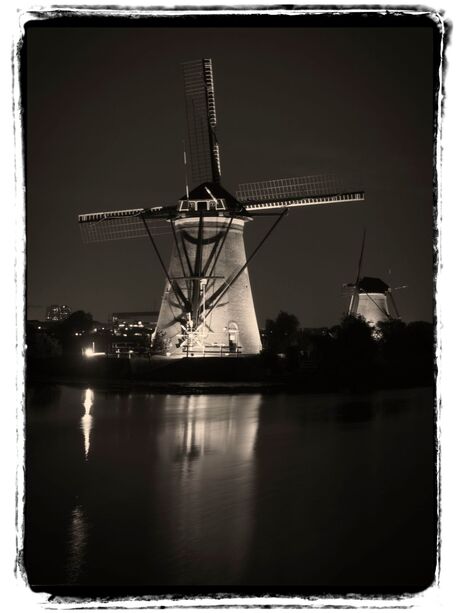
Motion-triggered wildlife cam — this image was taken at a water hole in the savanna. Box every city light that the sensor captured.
[83,343,105,358]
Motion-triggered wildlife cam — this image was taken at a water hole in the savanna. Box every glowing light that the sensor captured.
[83,388,94,411]
[81,389,94,460]
[84,343,105,358]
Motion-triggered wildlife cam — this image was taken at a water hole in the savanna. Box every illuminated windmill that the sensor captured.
[344,231,404,325]
[79,59,365,357]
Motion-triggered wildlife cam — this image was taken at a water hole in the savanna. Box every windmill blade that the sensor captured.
[243,191,364,212]
[183,59,221,187]
[341,283,355,297]
[78,206,175,243]
[391,285,408,291]
[237,174,364,211]
[237,174,357,202]
[387,291,401,319]
[355,229,366,286]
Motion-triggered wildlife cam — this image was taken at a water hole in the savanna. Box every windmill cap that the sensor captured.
[358,277,390,293]
[180,182,243,212]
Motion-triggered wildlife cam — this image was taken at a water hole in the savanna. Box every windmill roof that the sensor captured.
[358,277,390,293]
[180,182,242,211]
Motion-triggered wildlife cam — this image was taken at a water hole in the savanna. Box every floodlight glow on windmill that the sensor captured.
[79,59,365,358]
[343,230,405,326]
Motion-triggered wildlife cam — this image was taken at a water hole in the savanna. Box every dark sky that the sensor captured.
[25,15,436,327]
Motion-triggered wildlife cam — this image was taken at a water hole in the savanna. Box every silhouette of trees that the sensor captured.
[329,314,378,389]
[376,319,434,386]
[152,329,169,354]
[262,311,433,390]
[52,310,95,355]
[264,311,300,355]
[55,310,94,335]
[26,323,62,359]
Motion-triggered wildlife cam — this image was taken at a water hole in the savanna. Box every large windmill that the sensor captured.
[344,231,404,325]
[79,59,365,358]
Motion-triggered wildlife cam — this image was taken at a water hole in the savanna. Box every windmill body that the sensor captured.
[79,58,364,358]
[345,233,402,326]
[349,277,391,326]
[156,185,261,356]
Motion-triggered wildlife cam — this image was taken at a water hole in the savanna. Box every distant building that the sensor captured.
[112,311,158,330]
[45,304,71,321]
[111,311,159,357]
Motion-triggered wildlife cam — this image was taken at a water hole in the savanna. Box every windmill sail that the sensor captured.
[183,59,221,187]
[78,206,174,243]
[349,229,366,314]
[236,175,364,211]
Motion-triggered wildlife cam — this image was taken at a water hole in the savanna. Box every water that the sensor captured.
[24,385,436,592]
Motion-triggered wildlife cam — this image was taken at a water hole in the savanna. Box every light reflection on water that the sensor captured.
[25,386,435,589]
[154,394,261,583]
[81,388,94,460]
[65,390,261,585]
[66,503,88,584]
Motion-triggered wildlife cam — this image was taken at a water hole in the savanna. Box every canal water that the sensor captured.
[24,385,436,593]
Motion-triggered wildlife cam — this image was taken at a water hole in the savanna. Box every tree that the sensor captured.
[26,324,62,359]
[55,310,94,335]
[376,319,434,386]
[152,329,170,354]
[332,314,378,388]
[52,310,94,355]
[376,319,408,363]
[264,311,300,355]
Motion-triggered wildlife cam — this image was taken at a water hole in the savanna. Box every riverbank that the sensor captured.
[27,375,287,394]
[26,353,434,395]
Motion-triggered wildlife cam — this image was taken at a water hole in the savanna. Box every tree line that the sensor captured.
[263,311,434,390]
[26,309,434,391]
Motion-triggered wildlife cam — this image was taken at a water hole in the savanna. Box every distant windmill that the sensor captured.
[344,231,405,325]
[79,59,365,358]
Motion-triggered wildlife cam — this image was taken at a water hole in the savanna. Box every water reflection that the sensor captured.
[81,388,94,460]
[66,503,88,583]
[155,394,261,583]
[334,399,375,423]
[164,394,260,468]
[25,386,435,588]
[27,384,61,408]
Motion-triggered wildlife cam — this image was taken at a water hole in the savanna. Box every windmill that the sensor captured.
[344,231,404,325]
[79,59,365,358]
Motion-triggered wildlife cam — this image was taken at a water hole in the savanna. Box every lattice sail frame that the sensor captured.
[183,59,221,186]
[237,174,341,202]
[78,174,365,243]
[78,207,174,243]
[237,174,364,209]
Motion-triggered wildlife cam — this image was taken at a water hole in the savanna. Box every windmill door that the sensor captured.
[228,322,239,353]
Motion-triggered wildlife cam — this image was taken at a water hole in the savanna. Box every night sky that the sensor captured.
[25,15,436,327]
